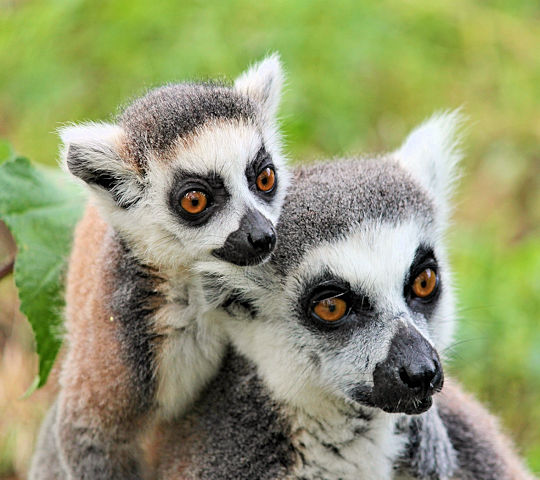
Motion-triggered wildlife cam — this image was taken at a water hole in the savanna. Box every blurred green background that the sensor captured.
[0,0,539,477]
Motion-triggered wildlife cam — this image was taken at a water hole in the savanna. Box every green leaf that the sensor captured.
[0,149,86,389]
[0,140,16,165]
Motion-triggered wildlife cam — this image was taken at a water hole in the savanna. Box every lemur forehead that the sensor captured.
[271,158,434,275]
[160,117,264,177]
[119,83,257,167]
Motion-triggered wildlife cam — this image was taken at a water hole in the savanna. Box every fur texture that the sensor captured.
[154,112,533,479]
[30,55,290,480]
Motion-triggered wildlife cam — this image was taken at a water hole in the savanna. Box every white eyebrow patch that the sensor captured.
[294,219,434,308]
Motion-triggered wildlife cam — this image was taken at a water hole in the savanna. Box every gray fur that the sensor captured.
[271,157,434,274]
[29,399,66,480]
[32,56,288,480]
[120,83,256,167]
[162,142,531,478]
[55,233,162,480]
[109,235,164,415]
[437,399,510,479]
[396,406,457,479]
[157,347,296,480]
[158,158,449,479]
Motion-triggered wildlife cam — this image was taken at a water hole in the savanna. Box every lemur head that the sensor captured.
[201,112,463,416]
[60,54,289,268]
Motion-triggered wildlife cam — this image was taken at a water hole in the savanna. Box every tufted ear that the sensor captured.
[234,53,284,123]
[394,110,465,220]
[60,122,143,208]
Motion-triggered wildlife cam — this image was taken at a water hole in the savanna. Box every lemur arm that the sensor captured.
[48,206,157,480]
[438,379,535,480]
[28,399,67,480]
[396,404,457,479]
[397,379,535,480]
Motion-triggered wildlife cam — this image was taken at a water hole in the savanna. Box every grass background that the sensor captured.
[0,0,539,477]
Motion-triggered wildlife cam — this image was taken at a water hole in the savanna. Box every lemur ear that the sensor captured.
[234,53,284,122]
[60,122,143,208]
[394,110,465,220]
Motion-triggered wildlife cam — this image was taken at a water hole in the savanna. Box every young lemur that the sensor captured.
[29,55,290,480]
[153,113,534,479]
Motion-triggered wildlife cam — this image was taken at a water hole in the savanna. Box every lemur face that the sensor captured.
[274,218,449,416]
[61,54,289,268]
[201,112,462,416]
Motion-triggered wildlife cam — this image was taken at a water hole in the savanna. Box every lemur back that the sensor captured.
[153,113,534,480]
[29,55,290,480]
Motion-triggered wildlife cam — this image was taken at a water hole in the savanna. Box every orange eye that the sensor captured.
[256,167,276,192]
[313,297,348,323]
[412,268,438,298]
[180,191,208,215]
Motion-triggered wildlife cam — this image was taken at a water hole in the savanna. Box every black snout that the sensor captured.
[248,229,274,255]
[212,209,276,266]
[370,324,443,415]
[399,355,442,396]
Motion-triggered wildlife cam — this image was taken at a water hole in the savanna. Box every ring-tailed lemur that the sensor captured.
[29,55,291,480]
[153,112,534,480]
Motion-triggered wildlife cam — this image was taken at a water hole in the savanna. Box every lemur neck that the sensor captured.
[178,347,406,480]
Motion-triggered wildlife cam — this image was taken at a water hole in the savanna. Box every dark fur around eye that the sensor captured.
[404,245,441,313]
[308,285,352,328]
[245,146,278,202]
[168,169,230,227]
[298,275,374,334]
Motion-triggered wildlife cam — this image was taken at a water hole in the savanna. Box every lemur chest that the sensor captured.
[289,412,405,480]
[151,278,228,419]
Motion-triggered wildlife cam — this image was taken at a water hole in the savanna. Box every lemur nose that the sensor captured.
[399,355,443,395]
[248,230,276,254]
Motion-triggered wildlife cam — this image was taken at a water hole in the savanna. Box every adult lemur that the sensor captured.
[29,55,290,479]
[153,113,534,479]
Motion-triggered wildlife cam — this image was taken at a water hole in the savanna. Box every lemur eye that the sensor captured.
[256,167,276,192]
[180,191,208,215]
[313,297,348,323]
[412,268,438,298]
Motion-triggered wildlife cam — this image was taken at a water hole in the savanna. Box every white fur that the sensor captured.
[395,110,464,223]
[190,113,463,479]
[59,122,144,208]
[153,305,228,419]
[197,217,457,479]
[214,219,455,415]
[290,407,406,480]
[59,58,290,271]
[234,53,284,124]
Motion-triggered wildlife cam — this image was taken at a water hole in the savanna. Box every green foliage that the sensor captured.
[0,146,85,388]
[0,140,17,165]
[1,0,539,175]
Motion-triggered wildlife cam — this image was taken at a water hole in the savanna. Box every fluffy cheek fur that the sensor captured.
[219,288,333,413]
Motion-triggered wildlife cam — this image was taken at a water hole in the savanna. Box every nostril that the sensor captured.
[248,231,276,254]
[399,364,437,394]
[431,357,444,391]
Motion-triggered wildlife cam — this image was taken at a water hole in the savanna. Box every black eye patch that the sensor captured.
[404,244,441,314]
[245,145,278,203]
[168,169,229,227]
[298,273,374,338]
